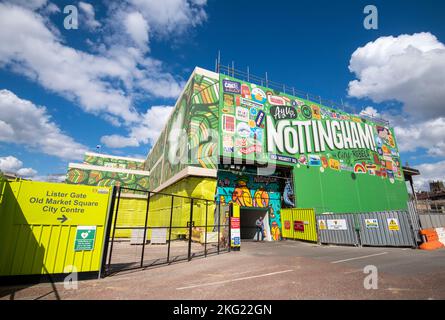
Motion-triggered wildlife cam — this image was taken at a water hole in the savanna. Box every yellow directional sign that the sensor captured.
[12,181,110,225]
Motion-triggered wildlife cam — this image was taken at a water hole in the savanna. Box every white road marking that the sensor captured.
[176,269,294,290]
[385,287,414,292]
[331,252,388,264]
[343,269,364,274]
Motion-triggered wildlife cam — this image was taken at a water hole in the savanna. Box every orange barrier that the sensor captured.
[419,228,445,250]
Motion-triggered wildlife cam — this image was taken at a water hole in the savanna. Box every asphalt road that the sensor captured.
[1,240,445,300]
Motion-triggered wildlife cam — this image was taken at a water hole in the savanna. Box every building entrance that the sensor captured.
[240,207,270,241]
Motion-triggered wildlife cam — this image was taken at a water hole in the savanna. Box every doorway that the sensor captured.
[239,207,270,241]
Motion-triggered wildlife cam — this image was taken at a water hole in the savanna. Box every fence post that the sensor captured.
[99,186,117,278]
[228,203,232,252]
[217,202,221,254]
[187,199,194,261]
[205,200,208,257]
[167,195,174,263]
[140,191,151,268]
[107,186,121,272]
[353,214,362,247]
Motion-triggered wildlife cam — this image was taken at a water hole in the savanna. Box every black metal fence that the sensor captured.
[101,187,231,276]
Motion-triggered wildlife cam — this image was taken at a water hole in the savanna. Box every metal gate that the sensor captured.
[407,201,422,243]
[281,208,317,242]
[356,211,416,247]
[317,214,360,246]
[101,187,231,276]
[317,210,418,248]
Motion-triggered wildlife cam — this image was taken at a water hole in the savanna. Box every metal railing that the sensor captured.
[103,186,231,276]
[217,63,390,126]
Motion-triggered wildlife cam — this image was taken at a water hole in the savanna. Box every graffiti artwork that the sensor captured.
[66,168,149,190]
[147,71,220,190]
[219,74,404,186]
[217,170,282,240]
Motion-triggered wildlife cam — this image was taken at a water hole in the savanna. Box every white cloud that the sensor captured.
[100,135,139,148]
[412,160,445,191]
[0,3,139,123]
[358,106,445,157]
[101,105,174,148]
[348,32,445,120]
[393,117,445,157]
[130,105,174,144]
[0,155,23,172]
[124,11,149,50]
[359,106,380,118]
[128,0,207,36]
[34,173,67,183]
[0,89,88,160]
[79,2,101,30]
[0,3,190,126]
[0,156,37,177]
[352,34,445,159]
[42,2,59,15]
[4,0,47,10]
[0,1,208,154]
[17,167,38,177]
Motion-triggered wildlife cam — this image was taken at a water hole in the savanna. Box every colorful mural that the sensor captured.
[219,74,409,213]
[145,69,220,190]
[219,75,404,182]
[83,153,145,170]
[66,168,149,190]
[217,170,282,241]
[65,153,148,190]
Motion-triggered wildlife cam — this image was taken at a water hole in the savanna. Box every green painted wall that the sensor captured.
[83,154,145,170]
[0,180,110,276]
[145,68,220,190]
[66,167,149,190]
[218,74,409,213]
[293,164,409,213]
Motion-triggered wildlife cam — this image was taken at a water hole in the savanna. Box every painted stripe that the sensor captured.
[152,166,217,193]
[150,155,164,172]
[176,269,294,290]
[84,152,145,162]
[195,67,219,80]
[68,163,150,176]
[331,252,388,264]
[436,227,445,246]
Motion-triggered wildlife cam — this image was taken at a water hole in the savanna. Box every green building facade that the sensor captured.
[66,152,150,190]
[66,67,409,241]
[144,67,408,215]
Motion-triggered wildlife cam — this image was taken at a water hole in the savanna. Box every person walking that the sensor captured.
[255,216,265,241]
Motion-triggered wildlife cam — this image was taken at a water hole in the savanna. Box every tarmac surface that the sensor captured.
[1,240,445,300]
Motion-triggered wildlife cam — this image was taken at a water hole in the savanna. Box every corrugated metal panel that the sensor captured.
[317,214,359,246]
[0,180,110,276]
[292,208,317,242]
[280,208,317,242]
[112,195,217,239]
[112,179,217,239]
[407,201,422,242]
[2,224,106,275]
[357,211,416,247]
[113,197,147,238]
[419,213,445,229]
[280,210,293,239]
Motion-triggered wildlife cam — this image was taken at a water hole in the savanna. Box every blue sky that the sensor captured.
[0,0,444,190]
